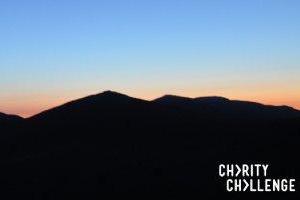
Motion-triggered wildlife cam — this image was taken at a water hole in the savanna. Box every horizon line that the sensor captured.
[1,90,299,118]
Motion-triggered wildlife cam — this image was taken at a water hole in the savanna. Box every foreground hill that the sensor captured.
[0,112,23,135]
[0,112,23,122]
[0,91,299,199]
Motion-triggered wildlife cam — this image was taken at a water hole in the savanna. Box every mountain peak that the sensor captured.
[30,90,146,120]
[101,90,122,95]
[153,95,193,104]
[194,96,230,103]
[153,95,231,105]
[91,90,132,99]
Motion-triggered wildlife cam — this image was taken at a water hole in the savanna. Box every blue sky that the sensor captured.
[0,0,300,116]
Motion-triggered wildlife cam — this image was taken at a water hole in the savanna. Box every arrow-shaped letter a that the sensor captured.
[243,179,249,191]
[235,164,241,177]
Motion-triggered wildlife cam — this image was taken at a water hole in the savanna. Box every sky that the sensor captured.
[0,0,299,117]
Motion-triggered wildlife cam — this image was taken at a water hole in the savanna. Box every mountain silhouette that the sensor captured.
[0,91,300,199]
[0,112,23,122]
[153,94,300,119]
[0,112,23,132]
[27,91,300,121]
[30,90,149,121]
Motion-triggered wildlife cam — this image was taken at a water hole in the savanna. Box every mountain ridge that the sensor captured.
[0,90,299,119]
[1,90,300,198]
[0,112,23,121]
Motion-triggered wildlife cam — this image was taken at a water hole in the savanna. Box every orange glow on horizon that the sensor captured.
[1,89,299,118]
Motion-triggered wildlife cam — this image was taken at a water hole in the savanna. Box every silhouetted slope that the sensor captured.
[153,95,300,119]
[153,94,194,104]
[0,112,23,122]
[30,90,149,121]
[0,91,300,199]
[26,91,300,121]
[0,113,24,157]
[0,112,23,132]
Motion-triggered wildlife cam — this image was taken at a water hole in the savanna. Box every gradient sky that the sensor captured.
[1,0,300,117]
